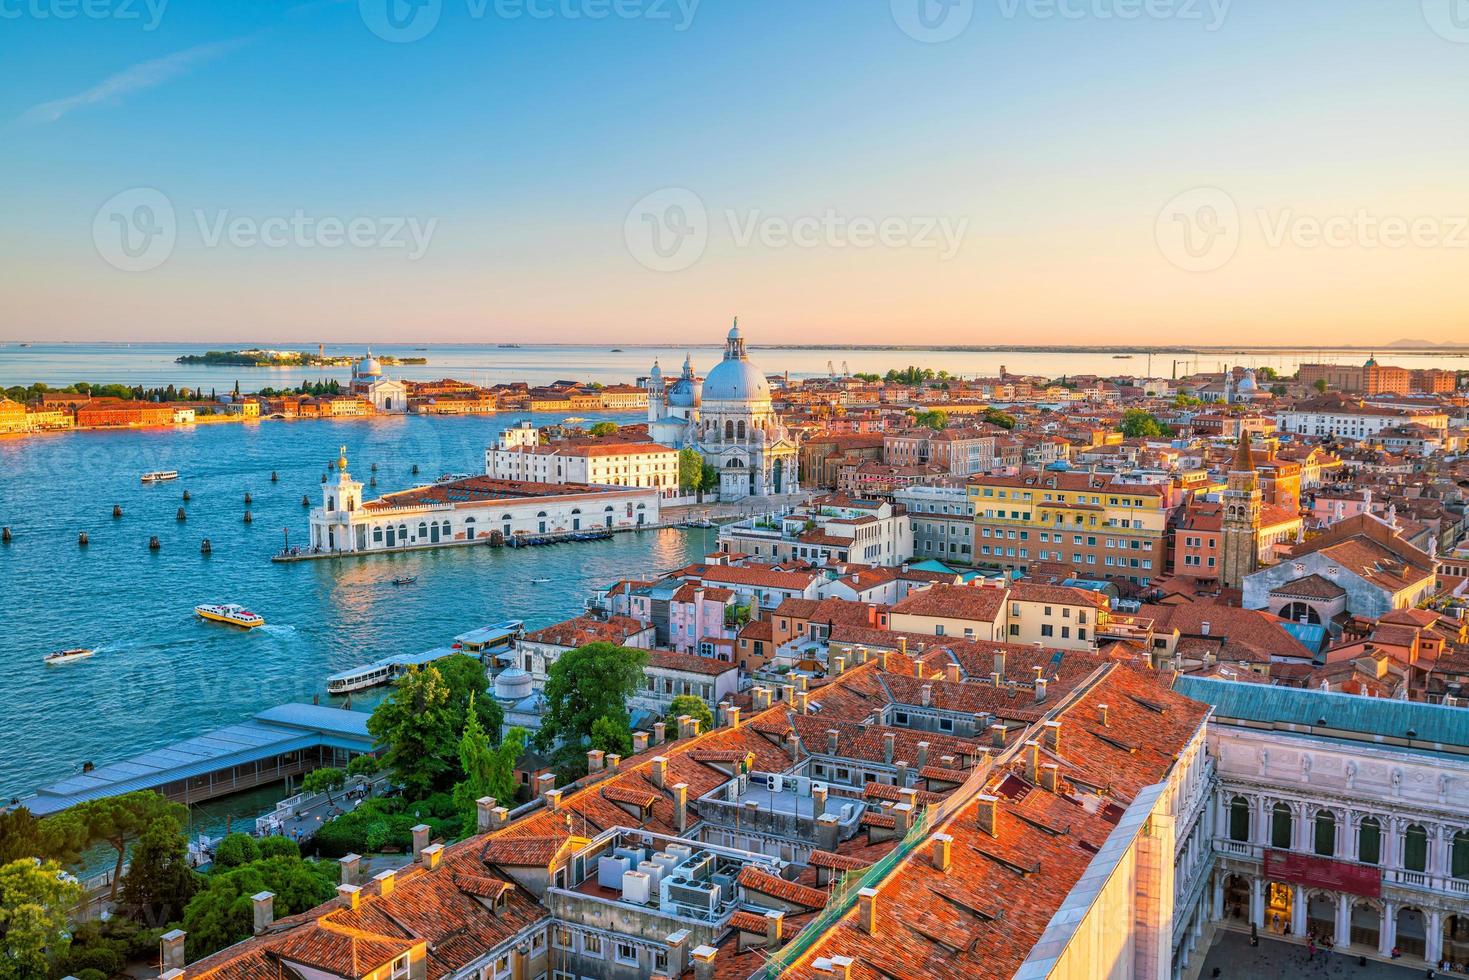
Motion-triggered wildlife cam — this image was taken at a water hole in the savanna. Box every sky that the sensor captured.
[2,0,1469,347]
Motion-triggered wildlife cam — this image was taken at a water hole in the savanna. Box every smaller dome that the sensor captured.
[494,667,534,700]
[649,360,663,381]
[357,351,382,377]
[1237,370,1258,392]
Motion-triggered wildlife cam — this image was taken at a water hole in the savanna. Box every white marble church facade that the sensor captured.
[647,321,799,502]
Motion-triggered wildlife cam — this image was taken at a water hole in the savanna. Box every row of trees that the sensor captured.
[1,381,226,404]
[678,448,720,498]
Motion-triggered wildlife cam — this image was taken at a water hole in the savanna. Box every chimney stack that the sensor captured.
[1025,740,1041,783]
[798,674,809,693]
[651,756,668,789]
[607,754,621,772]
[1097,703,1109,727]
[587,749,605,773]
[544,789,563,810]
[857,888,879,935]
[913,661,923,679]
[421,843,444,870]
[160,930,186,971]
[339,853,360,886]
[931,833,953,872]
[797,691,810,715]
[677,714,694,739]
[832,654,846,675]
[816,812,840,853]
[726,705,741,729]
[1043,720,1062,754]
[692,944,718,980]
[991,670,1002,688]
[1041,763,1060,793]
[338,883,362,910]
[826,728,840,755]
[994,649,1007,676]
[537,772,556,802]
[893,802,914,836]
[654,721,667,743]
[920,684,932,707]
[665,930,690,977]
[633,731,651,753]
[945,662,960,684]
[252,892,274,934]
[373,868,397,899]
[916,741,930,769]
[477,797,498,834]
[812,782,828,817]
[490,805,509,831]
[896,761,910,788]
[765,910,785,948]
[1035,677,1048,703]
[977,794,1000,837]
[672,783,689,833]
[991,723,1007,749]
[828,956,855,979]
[411,823,431,860]
[883,732,895,764]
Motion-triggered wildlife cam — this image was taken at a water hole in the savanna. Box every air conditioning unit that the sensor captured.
[711,872,735,903]
[678,850,716,881]
[614,846,648,867]
[663,877,721,915]
[638,860,665,889]
[598,855,631,890]
[767,773,784,793]
[795,776,811,796]
[621,869,652,905]
[651,852,681,877]
[664,843,693,862]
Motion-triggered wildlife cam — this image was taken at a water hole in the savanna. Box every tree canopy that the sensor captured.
[535,642,648,774]
[451,699,529,835]
[118,820,197,927]
[982,407,1016,430]
[587,421,619,437]
[46,791,187,900]
[1118,409,1169,439]
[302,767,347,805]
[366,665,459,798]
[181,855,337,960]
[0,857,85,980]
[666,694,713,735]
[912,409,948,431]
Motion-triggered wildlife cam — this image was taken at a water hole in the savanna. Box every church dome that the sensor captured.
[668,353,701,408]
[357,351,382,377]
[703,319,770,403]
[494,667,534,701]
[1237,370,1258,392]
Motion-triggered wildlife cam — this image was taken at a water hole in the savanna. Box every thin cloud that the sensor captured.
[20,38,249,126]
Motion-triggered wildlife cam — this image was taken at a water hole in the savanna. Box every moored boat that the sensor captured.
[44,648,94,665]
[141,470,180,483]
[195,603,265,628]
[392,576,418,586]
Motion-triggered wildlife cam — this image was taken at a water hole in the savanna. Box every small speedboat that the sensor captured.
[531,577,552,584]
[392,576,418,586]
[44,648,94,665]
[196,603,264,628]
[141,470,179,483]
[562,417,586,424]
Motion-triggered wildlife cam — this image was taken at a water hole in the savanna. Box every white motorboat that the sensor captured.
[44,648,94,664]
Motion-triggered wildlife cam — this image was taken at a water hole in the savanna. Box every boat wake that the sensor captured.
[258,624,297,637]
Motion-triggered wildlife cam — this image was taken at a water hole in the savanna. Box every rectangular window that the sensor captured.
[1041,624,1054,637]
[615,943,638,966]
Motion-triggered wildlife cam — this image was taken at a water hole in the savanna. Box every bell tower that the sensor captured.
[1220,430,1262,588]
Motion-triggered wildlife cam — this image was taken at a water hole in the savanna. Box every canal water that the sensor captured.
[0,411,714,809]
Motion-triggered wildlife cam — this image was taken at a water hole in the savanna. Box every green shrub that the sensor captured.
[212,832,261,869]
[258,835,300,860]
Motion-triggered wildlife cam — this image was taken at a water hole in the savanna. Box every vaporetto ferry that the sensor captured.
[325,620,522,694]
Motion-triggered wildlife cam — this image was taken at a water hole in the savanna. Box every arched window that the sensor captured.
[725,420,734,440]
[1359,817,1382,865]
[417,522,428,538]
[1271,803,1293,850]
[1314,810,1337,857]
[737,420,746,439]
[1404,824,1429,872]
[1452,831,1469,880]
[1228,796,1250,842]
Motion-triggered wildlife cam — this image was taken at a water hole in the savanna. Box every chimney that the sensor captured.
[665,930,691,977]
[252,891,274,934]
[421,843,444,870]
[945,662,960,684]
[816,812,840,852]
[411,823,431,859]
[785,684,797,706]
[338,883,362,910]
[857,887,879,935]
[545,789,563,810]
[893,801,914,836]
[677,714,695,739]
[812,782,828,816]
[977,794,1000,837]
[990,723,1006,749]
[832,654,846,675]
[883,732,896,764]
[477,797,498,834]
[1035,677,1048,703]
[339,852,360,886]
[913,662,923,679]
[765,909,785,948]
[788,731,801,764]
[920,684,932,706]
[587,749,605,773]
[993,649,1007,675]
[753,687,771,710]
[896,761,909,788]
[490,805,509,831]
[727,706,741,729]
[651,755,668,789]
[536,772,556,802]
[672,783,689,833]
[931,833,953,872]
[990,670,1002,687]
[692,944,718,980]
[633,731,651,753]
[1042,720,1062,754]
[160,930,186,971]
[373,868,397,899]
[1201,621,1211,636]
[797,691,810,715]
[798,674,809,693]
[826,728,840,755]
[1025,740,1041,783]
[899,636,909,657]
[879,650,889,671]
[827,956,855,979]
[1098,703,1109,726]
[916,741,930,769]
[654,721,667,743]
[1041,763,1060,793]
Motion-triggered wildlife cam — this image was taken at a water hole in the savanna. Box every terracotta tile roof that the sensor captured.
[600,784,659,808]
[859,810,897,829]
[891,584,1008,623]
[806,850,874,872]
[645,649,738,676]
[520,614,648,649]
[1268,574,1347,600]
[862,782,947,806]
[480,835,566,867]
[737,867,831,909]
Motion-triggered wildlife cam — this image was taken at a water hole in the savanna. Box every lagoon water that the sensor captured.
[0,410,715,813]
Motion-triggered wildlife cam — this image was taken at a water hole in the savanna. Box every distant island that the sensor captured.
[176,348,428,367]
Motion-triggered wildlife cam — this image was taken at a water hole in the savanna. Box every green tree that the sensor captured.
[678,447,707,494]
[588,421,619,437]
[451,695,495,836]
[912,409,948,430]
[0,809,56,865]
[118,820,197,927]
[1270,383,1288,397]
[181,856,337,959]
[46,791,186,901]
[346,755,380,779]
[302,767,347,807]
[436,654,505,739]
[666,694,713,735]
[0,858,85,980]
[486,727,527,808]
[1118,409,1168,439]
[535,642,648,754]
[589,715,632,757]
[366,666,459,798]
[981,407,1016,430]
[211,833,261,870]
[1313,378,1329,394]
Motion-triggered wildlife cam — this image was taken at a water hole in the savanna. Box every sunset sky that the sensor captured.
[3,0,1469,346]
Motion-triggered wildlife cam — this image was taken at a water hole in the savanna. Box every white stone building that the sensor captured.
[348,350,408,414]
[485,421,680,496]
[646,320,800,501]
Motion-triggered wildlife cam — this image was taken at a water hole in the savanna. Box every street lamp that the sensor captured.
[283,527,290,555]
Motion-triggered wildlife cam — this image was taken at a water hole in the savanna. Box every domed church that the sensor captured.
[647,319,799,501]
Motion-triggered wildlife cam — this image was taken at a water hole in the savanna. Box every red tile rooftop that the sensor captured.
[362,476,636,510]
